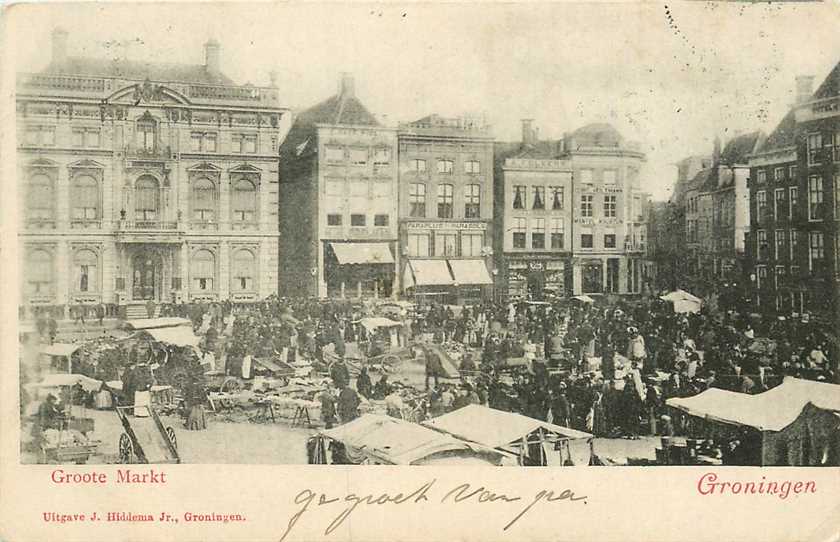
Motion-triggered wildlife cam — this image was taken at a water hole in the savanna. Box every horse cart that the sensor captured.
[113,403,180,464]
[325,317,415,377]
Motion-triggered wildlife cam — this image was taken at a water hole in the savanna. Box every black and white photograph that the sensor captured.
[10,2,840,473]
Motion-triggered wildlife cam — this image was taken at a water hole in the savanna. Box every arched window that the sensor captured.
[73,249,98,292]
[27,249,54,294]
[191,249,215,291]
[27,174,54,221]
[232,249,255,291]
[232,179,257,223]
[135,176,159,221]
[192,178,216,221]
[72,175,99,220]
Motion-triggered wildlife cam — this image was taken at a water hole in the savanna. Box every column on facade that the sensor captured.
[219,169,231,230]
[219,241,230,300]
[56,165,70,229]
[618,257,629,294]
[56,241,69,316]
[180,243,190,302]
[101,166,113,229]
[101,242,115,305]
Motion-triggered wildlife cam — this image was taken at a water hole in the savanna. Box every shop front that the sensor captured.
[504,257,568,300]
[325,242,396,299]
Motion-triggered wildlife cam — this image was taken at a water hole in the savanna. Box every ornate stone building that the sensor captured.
[17,29,290,318]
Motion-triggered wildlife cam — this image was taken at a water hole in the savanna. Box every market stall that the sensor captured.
[39,343,82,374]
[660,289,702,314]
[665,377,840,465]
[423,404,594,466]
[308,414,511,465]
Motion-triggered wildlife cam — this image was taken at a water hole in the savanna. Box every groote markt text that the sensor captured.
[278,479,587,541]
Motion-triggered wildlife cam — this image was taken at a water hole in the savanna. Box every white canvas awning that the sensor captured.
[330,242,394,265]
[666,377,840,432]
[142,327,200,347]
[423,404,592,449]
[406,259,454,286]
[572,295,595,304]
[448,259,493,285]
[39,343,82,357]
[358,317,402,332]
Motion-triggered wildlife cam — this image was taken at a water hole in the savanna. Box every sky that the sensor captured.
[9,2,840,200]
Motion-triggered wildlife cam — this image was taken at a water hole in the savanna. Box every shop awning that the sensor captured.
[330,242,394,265]
[448,259,493,285]
[122,317,193,331]
[407,259,454,286]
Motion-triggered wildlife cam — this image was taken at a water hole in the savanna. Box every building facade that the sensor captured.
[747,68,840,320]
[278,75,398,299]
[495,121,649,299]
[18,30,289,318]
[562,123,649,296]
[495,121,572,299]
[397,115,495,304]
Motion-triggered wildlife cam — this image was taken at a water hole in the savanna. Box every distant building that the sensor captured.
[18,29,289,319]
[747,65,840,319]
[278,74,398,299]
[397,114,495,304]
[494,121,649,299]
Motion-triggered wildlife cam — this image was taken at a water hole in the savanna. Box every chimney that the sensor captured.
[204,38,221,74]
[339,72,355,98]
[52,27,68,64]
[795,75,815,105]
[521,119,535,145]
[712,135,722,165]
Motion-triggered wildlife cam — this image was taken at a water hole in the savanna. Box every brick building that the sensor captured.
[18,29,289,319]
[278,74,398,299]
[397,114,495,304]
[747,65,840,319]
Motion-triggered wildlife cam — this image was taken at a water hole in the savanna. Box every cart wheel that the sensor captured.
[118,433,133,463]
[165,427,177,450]
[220,377,242,394]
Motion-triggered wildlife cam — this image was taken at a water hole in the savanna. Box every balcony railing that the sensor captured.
[187,84,278,104]
[121,221,179,230]
[19,73,106,93]
[124,143,172,160]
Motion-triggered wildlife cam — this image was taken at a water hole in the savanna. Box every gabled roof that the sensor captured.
[754,110,797,154]
[812,60,840,100]
[720,131,762,165]
[494,140,562,161]
[42,56,235,86]
[280,90,380,162]
[685,167,714,194]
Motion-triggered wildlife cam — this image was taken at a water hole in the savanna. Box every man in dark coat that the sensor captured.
[337,385,360,424]
[356,367,372,399]
[551,385,571,427]
[424,346,444,391]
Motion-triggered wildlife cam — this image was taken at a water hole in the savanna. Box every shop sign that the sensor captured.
[508,261,528,270]
[546,261,565,270]
[72,296,100,304]
[529,262,544,271]
[232,293,257,302]
[405,221,487,231]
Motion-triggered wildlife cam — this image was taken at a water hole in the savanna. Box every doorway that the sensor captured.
[132,250,162,301]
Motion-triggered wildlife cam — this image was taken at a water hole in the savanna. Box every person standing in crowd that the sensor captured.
[337,384,360,424]
[320,388,337,429]
[551,384,571,427]
[96,302,106,327]
[424,345,443,391]
[356,366,372,399]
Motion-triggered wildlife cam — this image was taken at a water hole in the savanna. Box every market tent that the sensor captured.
[774,402,840,466]
[29,373,102,393]
[572,295,595,304]
[139,327,200,347]
[405,259,454,286]
[105,381,173,393]
[330,242,394,265]
[320,414,505,465]
[123,317,193,330]
[448,259,493,285]
[39,343,82,357]
[660,290,702,313]
[358,317,402,332]
[423,404,592,448]
[661,289,701,303]
[666,377,840,432]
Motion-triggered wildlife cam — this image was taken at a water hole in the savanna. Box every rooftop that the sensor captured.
[41,55,235,86]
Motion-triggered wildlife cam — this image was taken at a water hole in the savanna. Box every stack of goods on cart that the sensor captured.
[77,339,125,382]
[43,428,89,448]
